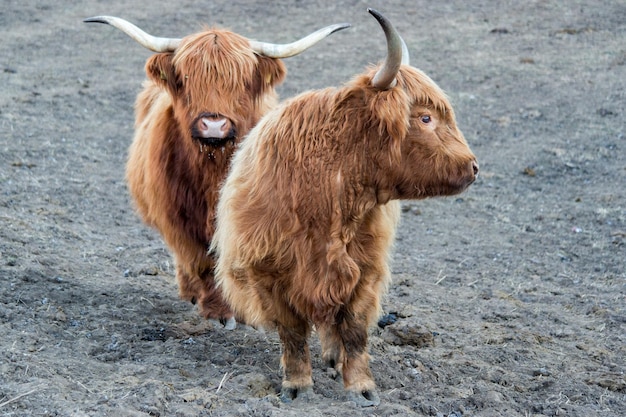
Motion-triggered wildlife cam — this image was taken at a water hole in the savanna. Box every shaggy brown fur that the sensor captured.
[126,28,286,322]
[213,63,478,403]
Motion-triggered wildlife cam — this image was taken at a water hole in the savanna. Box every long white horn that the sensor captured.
[84,16,181,53]
[249,23,350,58]
[368,9,408,90]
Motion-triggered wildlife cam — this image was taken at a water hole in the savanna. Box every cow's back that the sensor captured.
[213,88,402,327]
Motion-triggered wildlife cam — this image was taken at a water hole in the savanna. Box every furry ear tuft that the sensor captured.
[367,87,410,163]
[249,56,287,96]
[146,53,179,94]
[368,88,410,139]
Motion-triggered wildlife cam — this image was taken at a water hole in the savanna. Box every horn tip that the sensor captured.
[367,8,389,26]
[330,23,351,34]
[83,16,109,24]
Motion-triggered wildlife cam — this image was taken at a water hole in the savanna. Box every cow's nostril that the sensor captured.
[472,161,479,176]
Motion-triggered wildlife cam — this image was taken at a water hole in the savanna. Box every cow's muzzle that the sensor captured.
[191,113,237,146]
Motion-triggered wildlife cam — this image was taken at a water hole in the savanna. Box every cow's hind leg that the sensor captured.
[277,315,314,403]
[318,323,344,379]
[336,306,380,407]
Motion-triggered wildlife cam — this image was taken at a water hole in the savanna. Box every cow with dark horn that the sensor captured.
[212,9,478,404]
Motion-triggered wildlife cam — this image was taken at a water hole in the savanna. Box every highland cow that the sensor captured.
[212,8,478,405]
[85,16,349,327]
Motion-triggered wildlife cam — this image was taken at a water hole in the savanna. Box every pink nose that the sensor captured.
[198,117,229,138]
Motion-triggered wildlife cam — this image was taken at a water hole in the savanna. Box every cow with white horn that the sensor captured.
[85,15,350,328]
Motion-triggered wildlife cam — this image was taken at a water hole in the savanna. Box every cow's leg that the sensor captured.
[194,260,235,327]
[176,264,203,305]
[176,258,235,328]
[336,306,380,407]
[197,267,236,329]
[318,323,344,379]
[277,315,314,403]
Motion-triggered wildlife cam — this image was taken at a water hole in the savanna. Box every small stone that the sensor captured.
[381,322,435,348]
[485,390,504,403]
[55,310,67,322]
[377,313,398,328]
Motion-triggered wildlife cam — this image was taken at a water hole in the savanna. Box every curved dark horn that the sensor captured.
[368,8,407,89]
[249,23,350,58]
[84,16,181,53]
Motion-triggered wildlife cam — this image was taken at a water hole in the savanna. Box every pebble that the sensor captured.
[533,368,551,377]
[381,322,435,348]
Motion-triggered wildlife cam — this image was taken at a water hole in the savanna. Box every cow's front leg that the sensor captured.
[176,264,203,305]
[336,308,380,407]
[277,318,314,402]
[197,266,236,329]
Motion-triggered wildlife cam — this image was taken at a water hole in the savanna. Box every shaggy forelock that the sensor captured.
[173,29,259,95]
[396,66,453,116]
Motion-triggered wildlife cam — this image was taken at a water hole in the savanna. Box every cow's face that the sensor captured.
[378,67,478,200]
[145,29,286,146]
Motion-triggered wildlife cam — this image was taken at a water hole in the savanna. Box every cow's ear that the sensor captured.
[254,56,287,92]
[367,87,411,163]
[371,88,410,140]
[145,53,179,94]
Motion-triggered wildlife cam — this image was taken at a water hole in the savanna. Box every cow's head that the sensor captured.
[145,28,286,147]
[85,16,349,147]
[358,9,478,202]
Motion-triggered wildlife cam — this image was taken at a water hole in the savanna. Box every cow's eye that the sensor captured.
[421,115,432,124]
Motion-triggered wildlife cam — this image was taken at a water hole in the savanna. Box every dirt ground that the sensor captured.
[1,1,624,416]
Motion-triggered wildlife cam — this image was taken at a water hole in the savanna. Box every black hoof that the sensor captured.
[324,358,340,379]
[209,317,237,331]
[220,316,237,330]
[279,386,314,403]
[346,389,380,407]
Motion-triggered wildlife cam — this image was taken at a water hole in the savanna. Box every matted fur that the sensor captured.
[212,64,477,401]
[126,28,286,321]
